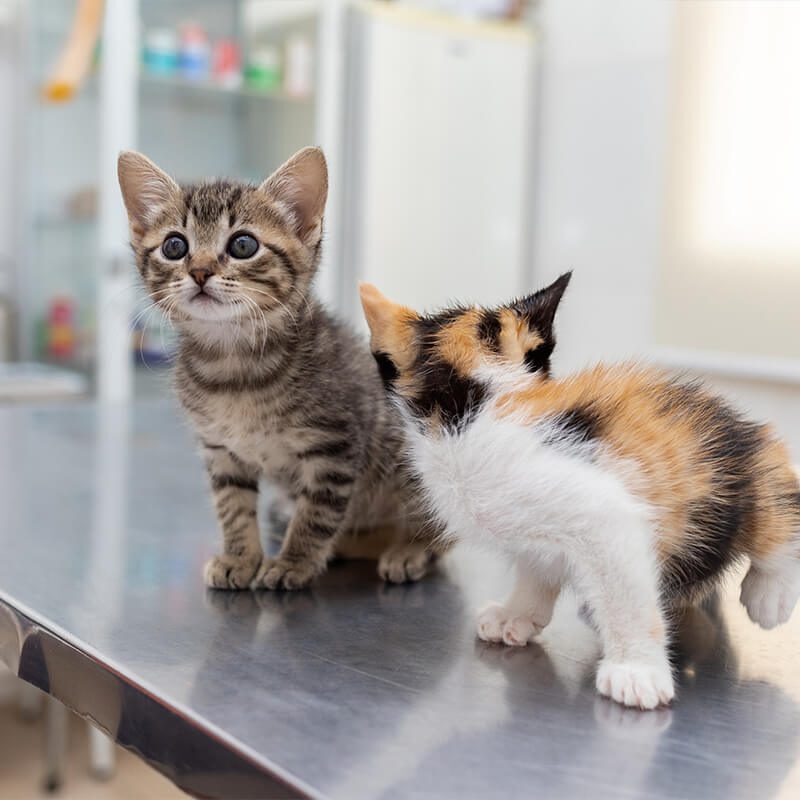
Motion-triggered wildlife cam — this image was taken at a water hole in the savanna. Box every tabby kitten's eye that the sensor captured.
[227,233,259,260]
[162,234,188,260]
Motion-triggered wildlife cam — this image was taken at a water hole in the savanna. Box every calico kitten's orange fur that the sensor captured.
[495,365,800,569]
[360,273,800,709]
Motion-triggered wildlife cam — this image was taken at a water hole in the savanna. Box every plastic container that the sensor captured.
[46,297,76,362]
[245,46,281,93]
[212,39,242,89]
[142,29,179,76]
[179,23,211,81]
[284,35,313,97]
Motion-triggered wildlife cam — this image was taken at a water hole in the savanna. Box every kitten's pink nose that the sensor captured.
[189,267,212,288]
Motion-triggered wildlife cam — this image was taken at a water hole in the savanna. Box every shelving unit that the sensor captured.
[10,0,344,399]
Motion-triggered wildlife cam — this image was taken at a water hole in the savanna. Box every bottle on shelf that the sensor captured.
[284,35,313,98]
[178,23,211,82]
[142,28,179,76]
[245,46,281,92]
[45,297,77,363]
[212,39,242,89]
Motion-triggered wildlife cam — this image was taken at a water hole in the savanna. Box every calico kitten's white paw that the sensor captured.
[476,602,538,646]
[378,542,431,584]
[595,658,674,710]
[252,556,318,591]
[740,566,800,629]
[203,554,262,590]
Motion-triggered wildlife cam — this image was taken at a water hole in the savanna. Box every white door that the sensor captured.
[343,5,536,318]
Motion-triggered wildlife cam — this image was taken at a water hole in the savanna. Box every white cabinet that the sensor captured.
[342,4,536,318]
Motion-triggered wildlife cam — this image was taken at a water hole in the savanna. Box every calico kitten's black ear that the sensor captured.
[117,151,180,236]
[513,272,572,337]
[260,147,328,246]
[507,271,571,374]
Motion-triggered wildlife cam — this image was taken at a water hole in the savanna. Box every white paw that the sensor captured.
[378,544,431,584]
[740,567,800,630]
[596,658,674,710]
[476,602,538,647]
[203,554,261,590]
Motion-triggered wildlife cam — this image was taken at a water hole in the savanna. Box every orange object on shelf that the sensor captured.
[47,298,77,361]
[43,0,104,103]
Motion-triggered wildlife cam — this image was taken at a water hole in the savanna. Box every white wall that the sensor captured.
[656,1,800,362]
[530,0,674,374]
[529,1,800,459]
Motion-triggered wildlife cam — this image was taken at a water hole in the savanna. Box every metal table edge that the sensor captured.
[0,590,321,800]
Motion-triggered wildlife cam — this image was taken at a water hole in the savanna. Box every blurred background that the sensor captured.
[0,0,798,795]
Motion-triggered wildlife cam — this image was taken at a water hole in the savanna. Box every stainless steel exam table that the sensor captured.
[0,401,798,799]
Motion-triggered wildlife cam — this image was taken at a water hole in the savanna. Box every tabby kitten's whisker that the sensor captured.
[289,283,314,319]
[239,294,270,356]
[243,284,298,328]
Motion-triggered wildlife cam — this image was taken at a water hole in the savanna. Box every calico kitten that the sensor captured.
[359,273,800,709]
[118,147,443,591]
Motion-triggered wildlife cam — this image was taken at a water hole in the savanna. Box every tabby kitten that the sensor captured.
[360,273,800,709]
[118,147,443,591]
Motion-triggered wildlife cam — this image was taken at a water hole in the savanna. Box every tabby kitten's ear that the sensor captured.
[504,271,572,374]
[261,146,328,246]
[117,151,180,238]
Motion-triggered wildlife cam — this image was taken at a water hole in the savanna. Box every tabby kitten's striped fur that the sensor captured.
[360,273,800,709]
[118,147,443,591]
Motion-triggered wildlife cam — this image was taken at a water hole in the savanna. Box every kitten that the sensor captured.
[118,147,444,591]
[359,272,800,709]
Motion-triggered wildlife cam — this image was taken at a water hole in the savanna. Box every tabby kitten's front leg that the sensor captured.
[255,474,353,591]
[202,444,263,590]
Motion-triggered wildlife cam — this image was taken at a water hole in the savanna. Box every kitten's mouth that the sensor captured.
[190,289,222,305]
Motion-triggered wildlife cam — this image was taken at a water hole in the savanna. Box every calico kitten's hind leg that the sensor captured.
[477,558,563,647]
[740,551,800,629]
[573,512,674,710]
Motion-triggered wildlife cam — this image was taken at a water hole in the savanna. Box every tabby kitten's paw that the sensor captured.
[378,542,432,584]
[253,556,319,591]
[204,554,262,590]
[476,602,539,647]
[595,658,674,710]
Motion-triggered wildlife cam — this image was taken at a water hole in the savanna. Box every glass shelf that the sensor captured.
[139,73,312,103]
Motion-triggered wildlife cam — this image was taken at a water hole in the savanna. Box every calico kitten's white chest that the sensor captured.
[408,409,634,555]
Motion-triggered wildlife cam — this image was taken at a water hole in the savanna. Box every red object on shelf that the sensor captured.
[212,38,241,86]
[47,297,76,360]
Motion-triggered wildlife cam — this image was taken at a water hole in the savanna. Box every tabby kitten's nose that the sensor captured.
[189,267,212,287]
